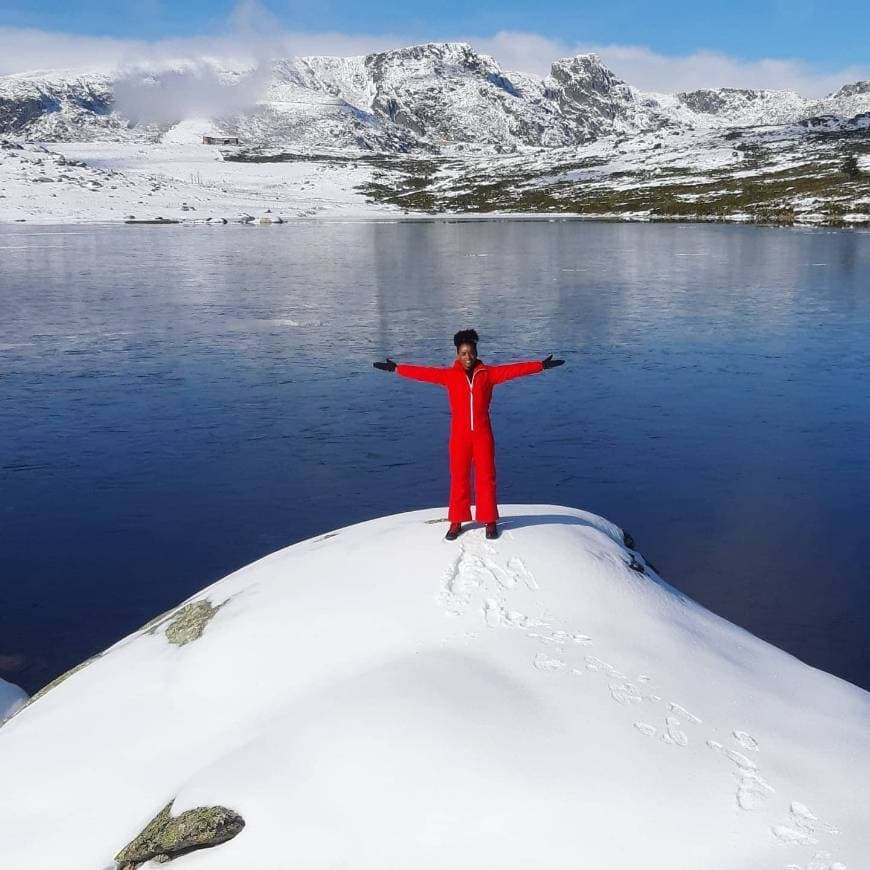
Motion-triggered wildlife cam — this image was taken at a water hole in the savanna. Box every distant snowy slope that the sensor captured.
[674,88,813,127]
[0,72,132,141]
[1,505,868,870]
[670,85,870,128]
[816,81,870,122]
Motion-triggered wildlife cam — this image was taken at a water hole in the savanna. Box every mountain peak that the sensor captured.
[367,41,480,63]
[829,80,870,99]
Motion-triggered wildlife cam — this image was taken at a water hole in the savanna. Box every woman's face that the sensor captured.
[457,342,478,371]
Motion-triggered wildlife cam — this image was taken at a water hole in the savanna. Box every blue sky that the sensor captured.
[1,0,868,94]
[2,0,868,65]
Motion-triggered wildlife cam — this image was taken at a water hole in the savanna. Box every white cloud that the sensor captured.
[471,31,567,77]
[113,63,270,124]
[0,27,408,77]
[574,42,870,97]
[472,31,870,97]
[1,23,868,99]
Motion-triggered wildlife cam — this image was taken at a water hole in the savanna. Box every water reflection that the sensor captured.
[1,221,869,693]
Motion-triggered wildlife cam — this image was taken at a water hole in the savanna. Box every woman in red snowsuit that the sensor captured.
[374,329,564,540]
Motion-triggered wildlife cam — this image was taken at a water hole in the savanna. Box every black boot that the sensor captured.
[485,522,499,540]
[445,522,462,541]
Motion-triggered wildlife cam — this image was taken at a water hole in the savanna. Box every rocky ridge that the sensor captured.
[2,43,869,152]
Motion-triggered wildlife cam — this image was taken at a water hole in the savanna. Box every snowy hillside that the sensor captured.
[0,71,136,141]
[1,43,869,225]
[1,505,867,870]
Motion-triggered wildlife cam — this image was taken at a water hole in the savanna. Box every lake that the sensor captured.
[1,220,869,694]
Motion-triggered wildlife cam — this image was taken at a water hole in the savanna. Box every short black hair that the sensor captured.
[453,329,479,349]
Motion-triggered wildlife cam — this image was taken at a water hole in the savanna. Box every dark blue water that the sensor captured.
[2,221,869,693]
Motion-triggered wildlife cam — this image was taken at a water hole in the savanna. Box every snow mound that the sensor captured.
[0,505,867,869]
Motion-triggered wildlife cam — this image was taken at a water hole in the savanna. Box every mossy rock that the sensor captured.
[141,599,224,646]
[163,601,222,646]
[115,801,245,868]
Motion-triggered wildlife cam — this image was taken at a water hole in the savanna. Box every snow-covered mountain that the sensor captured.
[0,72,134,141]
[4,42,868,152]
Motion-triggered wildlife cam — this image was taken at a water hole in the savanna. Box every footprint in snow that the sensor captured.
[669,702,702,724]
[783,801,840,836]
[533,652,566,672]
[533,630,569,647]
[707,741,758,771]
[483,599,503,628]
[736,770,775,811]
[661,715,689,747]
[506,555,539,590]
[795,852,847,870]
[708,739,774,810]
[772,825,819,846]
[585,655,626,679]
[609,681,644,705]
[504,609,529,628]
[733,730,759,751]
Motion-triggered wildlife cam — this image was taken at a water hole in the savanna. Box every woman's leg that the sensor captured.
[448,435,474,522]
[472,429,498,523]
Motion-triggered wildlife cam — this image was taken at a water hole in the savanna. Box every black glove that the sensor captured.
[542,354,564,369]
[373,358,397,372]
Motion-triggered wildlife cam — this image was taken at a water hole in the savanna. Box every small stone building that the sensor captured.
[202,136,240,146]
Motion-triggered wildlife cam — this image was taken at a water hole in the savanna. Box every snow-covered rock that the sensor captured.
[674,87,813,127]
[1,505,867,869]
[671,84,870,129]
[0,677,27,722]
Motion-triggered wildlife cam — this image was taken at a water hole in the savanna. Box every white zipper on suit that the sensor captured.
[468,367,479,431]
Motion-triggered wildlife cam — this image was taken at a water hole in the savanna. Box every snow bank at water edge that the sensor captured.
[0,677,27,722]
[0,505,867,869]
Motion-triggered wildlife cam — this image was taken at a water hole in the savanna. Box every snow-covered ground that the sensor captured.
[0,138,399,223]
[0,677,27,722]
[1,505,867,870]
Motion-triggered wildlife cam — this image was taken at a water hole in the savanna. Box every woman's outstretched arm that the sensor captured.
[396,363,451,385]
[489,355,564,385]
[372,359,450,386]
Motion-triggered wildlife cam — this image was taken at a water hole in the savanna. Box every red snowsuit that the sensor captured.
[396,358,544,523]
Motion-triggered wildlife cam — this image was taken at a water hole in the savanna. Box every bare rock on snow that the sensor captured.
[115,801,245,869]
[144,599,224,646]
[164,600,222,645]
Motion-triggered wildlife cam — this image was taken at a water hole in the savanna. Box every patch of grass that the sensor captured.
[355,137,870,224]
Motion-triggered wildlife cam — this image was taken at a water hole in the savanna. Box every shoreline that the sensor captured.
[2,212,869,230]
[3,136,868,230]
